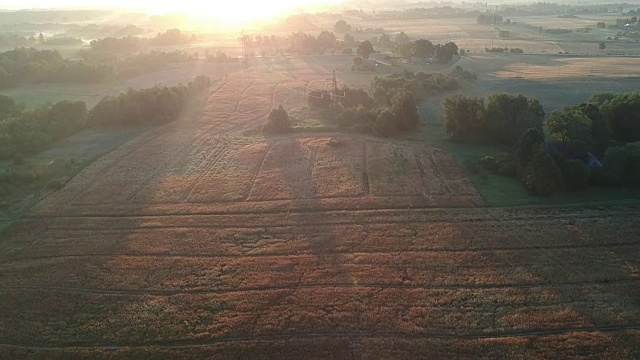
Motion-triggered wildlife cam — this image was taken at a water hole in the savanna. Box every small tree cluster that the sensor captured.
[443,93,545,145]
[393,37,458,64]
[371,70,473,105]
[263,105,292,134]
[477,13,503,25]
[474,91,640,196]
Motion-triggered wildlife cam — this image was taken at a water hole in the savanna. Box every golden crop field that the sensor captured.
[494,56,640,79]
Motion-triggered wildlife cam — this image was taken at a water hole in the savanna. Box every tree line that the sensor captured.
[87,29,197,55]
[443,92,640,195]
[371,67,476,105]
[0,47,201,89]
[391,33,460,64]
[0,75,211,161]
[0,47,115,89]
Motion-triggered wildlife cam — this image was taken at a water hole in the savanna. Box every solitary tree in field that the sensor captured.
[598,42,606,52]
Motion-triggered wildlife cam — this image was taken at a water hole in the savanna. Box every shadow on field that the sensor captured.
[262,135,352,279]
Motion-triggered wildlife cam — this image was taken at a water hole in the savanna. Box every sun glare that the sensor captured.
[4,0,341,27]
[192,2,292,24]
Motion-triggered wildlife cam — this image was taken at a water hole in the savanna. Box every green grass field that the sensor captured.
[410,124,640,207]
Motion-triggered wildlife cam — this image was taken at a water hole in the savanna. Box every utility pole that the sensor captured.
[332,69,338,96]
[241,29,246,64]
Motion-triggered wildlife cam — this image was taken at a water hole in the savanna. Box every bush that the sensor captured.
[374,109,398,137]
[522,149,564,196]
[600,92,640,143]
[390,91,420,131]
[443,95,486,143]
[603,143,640,187]
[589,167,619,187]
[513,128,544,173]
[561,159,589,191]
[339,105,376,131]
[47,179,66,190]
[188,75,211,95]
[263,105,291,134]
[337,87,375,110]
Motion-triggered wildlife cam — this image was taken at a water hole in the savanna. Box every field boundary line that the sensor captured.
[1,325,639,350]
[24,204,640,223]
[362,141,370,195]
[246,144,273,200]
[5,242,638,263]
[3,278,638,296]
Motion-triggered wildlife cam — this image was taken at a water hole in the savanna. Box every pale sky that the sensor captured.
[0,0,343,23]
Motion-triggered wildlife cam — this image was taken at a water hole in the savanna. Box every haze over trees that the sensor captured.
[334,20,352,33]
[89,75,211,127]
[0,96,87,159]
[0,75,211,163]
[0,48,115,89]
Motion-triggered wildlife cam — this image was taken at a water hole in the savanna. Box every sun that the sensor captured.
[152,0,336,27]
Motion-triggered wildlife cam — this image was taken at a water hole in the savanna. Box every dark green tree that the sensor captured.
[600,92,640,143]
[390,91,420,131]
[264,105,291,134]
[523,149,564,196]
[443,95,486,142]
[434,42,459,64]
[485,93,544,145]
[513,127,545,173]
[603,143,640,187]
[357,40,375,59]
[412,39,435,58]
[545,108,592,143]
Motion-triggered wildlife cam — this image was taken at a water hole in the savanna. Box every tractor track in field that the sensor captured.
[4,242,638,263]
[2,278,639,297]
[19,205,640,226]
[1,325,639,351]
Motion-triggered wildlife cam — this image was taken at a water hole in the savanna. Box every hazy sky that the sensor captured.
[0,1,343,16]
[0,0,344,23]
